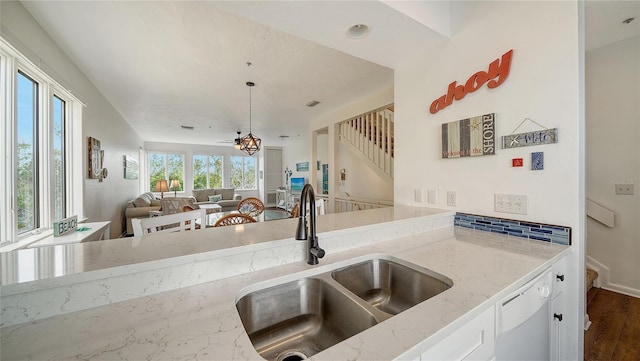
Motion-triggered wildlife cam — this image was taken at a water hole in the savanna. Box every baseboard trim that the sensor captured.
[586,255,640,298]
[602,283,640,299]
[586,255,609,288]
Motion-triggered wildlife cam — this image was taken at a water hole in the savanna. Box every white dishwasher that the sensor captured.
[495,269,553,361]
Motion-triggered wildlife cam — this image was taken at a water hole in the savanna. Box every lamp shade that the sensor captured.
[170,179,180,190]
[154,179,169,192]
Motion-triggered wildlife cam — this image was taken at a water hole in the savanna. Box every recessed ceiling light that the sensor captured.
[622,17,635,24]
[180,125,194,130]
[347,24,370,39]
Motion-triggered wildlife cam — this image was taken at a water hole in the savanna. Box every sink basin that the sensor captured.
[236,256,453,360]
[331,258,453,315]
[236,277,378,361]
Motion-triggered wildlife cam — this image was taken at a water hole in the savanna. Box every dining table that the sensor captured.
[200,209,292,227]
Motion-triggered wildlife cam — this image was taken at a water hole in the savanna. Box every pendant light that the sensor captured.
[239,81,261,155]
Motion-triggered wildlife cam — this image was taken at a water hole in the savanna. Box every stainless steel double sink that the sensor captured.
[236,255,453,361]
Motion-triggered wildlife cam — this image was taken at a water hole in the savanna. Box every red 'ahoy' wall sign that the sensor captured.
[429,49,513,114]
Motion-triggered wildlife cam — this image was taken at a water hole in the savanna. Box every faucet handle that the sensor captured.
[310,246,325,259]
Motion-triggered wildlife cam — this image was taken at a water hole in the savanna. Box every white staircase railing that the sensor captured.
[586,198,615,228]
[334,196,393,213]
[338,106,394,180]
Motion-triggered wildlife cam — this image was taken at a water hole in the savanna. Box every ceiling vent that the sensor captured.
[305,100,320,107]
[180,125,194,130]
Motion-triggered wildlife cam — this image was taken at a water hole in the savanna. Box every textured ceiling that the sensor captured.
[19,1,639,147]
[21,1,406,146]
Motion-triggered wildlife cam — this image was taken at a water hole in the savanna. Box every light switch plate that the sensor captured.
[427,190,437,204]
[447,191,456,207]
[414,189,423,203]
[494,193,528,215]
[615,184,634,195]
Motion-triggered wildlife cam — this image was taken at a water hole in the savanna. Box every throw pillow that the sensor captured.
[133,196,151,207]
[209,194,223,202]
[220,188,234,200]
[150,199,161,206]
[239,203,254,214]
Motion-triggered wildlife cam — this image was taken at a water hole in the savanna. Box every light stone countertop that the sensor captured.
[1,220,570,360]
[1,206,449,286]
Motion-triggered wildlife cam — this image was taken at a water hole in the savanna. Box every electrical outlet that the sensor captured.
[615,184,634,195]
[414,189,423,203]
[494,193,528,215]
[427,190,437,205]
[447,191,456,207]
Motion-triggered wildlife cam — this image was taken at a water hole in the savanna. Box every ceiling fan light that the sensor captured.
[234,131,242,149]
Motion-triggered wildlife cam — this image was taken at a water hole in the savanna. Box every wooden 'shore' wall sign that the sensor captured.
[430,49,513,114]
[442,113,495,159]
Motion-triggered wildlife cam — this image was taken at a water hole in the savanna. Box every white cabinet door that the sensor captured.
[550,255,568,361]
[420,307,495,361]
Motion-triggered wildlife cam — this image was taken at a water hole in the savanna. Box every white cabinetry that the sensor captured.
[550,255,568,361]
[420,306,495,361]
[403,255,570,361]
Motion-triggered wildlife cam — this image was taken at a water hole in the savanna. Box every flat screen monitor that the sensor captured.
[290,177,305,193]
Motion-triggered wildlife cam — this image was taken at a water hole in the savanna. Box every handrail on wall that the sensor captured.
[586,199,615,228]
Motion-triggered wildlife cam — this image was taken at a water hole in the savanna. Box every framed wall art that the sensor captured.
[88,137,102,179]
[442,113,495,159]
[296,162,309,172]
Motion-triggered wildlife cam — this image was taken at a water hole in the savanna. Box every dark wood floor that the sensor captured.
[585,288,640,361]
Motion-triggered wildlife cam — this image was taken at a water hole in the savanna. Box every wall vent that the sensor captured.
[305,100,320,107]
[180,125,194,130]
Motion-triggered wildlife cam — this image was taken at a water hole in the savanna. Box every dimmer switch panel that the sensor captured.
[494,193,528,215]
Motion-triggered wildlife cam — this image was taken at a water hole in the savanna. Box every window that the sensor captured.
[193,155,222,189]
[230,156,256,190]
[16,71,39,234]
[1,37,82,246]
[148,152,185,192]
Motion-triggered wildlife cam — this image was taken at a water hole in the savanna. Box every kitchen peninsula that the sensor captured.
[1,207,570,360]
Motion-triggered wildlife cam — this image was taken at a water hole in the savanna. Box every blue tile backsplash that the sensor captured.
[454,213,571,246]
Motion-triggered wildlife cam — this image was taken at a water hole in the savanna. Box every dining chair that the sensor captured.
[132,209,205,237]
[213,213,257,227]
[290,202,300,218]
[237,197,265,217]
[181,205,201,229]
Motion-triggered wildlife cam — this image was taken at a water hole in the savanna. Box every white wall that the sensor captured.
[394,1,583,358]
[1,1,143,238]
[586,35,640,295]
[336,141,393,201]
[281,133,311,188]
[395,1,581,226]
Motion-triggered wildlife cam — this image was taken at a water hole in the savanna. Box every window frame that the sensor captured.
[147,151,186,194]
[192,154,223,190]
[1,37,84,248]
[230,155,257,191]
